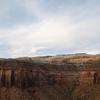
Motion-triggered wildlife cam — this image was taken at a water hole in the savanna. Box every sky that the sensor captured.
[0,0,100,58]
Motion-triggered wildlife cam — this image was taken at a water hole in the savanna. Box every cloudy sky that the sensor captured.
[0,0,100,58]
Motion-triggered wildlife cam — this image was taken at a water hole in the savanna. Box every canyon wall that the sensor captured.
[0,54,100,100]
[0,68,100,88]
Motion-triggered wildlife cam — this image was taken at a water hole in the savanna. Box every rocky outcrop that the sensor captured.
[0,53,100,100]
[79,71,100,85]
[0,69,99,89]
[0,68,79,88]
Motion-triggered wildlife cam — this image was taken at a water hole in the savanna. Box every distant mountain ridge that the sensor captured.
[12,53,99,64]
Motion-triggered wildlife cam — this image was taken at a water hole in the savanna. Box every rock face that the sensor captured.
[79,71,100,85]
[0,53,100,100]
[0,69,78,88]
[0,69,100,89]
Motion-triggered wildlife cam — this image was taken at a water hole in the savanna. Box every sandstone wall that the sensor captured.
[0,68,99,89]
[0,68,79,88]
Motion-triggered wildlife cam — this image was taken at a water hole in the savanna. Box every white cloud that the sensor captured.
[0,0,100,57]
[0,15,72,57]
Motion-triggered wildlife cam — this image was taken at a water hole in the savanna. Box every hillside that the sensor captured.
[0,53,100,100]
